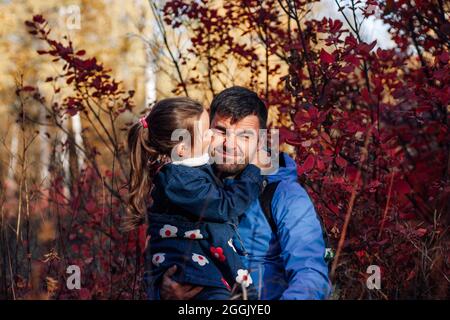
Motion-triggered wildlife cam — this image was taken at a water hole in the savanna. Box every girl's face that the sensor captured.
[175,109,211,159]
[193,109,212,157]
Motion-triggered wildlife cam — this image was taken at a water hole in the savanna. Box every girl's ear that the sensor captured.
[175,142,188,158]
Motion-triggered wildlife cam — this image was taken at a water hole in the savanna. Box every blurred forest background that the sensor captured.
[0,0,448,299]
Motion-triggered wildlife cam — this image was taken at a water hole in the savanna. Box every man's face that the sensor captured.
[209,114,260,177]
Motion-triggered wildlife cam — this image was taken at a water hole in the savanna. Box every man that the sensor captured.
[154,86,331,300]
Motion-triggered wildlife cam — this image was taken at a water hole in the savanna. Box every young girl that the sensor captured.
[126,97,263,300]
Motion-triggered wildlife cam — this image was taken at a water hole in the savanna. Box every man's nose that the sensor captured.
[223,131,237,149]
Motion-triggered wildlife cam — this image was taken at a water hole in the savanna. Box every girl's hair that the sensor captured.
[123,97,204,231]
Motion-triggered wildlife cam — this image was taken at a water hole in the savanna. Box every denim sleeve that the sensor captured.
[162,164,263,223]
[272,181,331,300]
[146,283,161,300]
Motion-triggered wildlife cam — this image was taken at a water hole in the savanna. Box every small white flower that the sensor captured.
[192,253,209,266]
[152,253,165,267]
[159,224,178,238]
[228,238,237,253]
[235,269,253,288]
[184,229,203,239]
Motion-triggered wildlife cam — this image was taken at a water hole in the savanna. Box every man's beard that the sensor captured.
[212,162,248,178]
[209,147,250,178]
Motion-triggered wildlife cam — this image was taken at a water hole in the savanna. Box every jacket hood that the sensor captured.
[266,152,298,183]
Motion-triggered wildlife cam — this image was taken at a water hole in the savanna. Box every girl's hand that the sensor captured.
[250,143,273,174]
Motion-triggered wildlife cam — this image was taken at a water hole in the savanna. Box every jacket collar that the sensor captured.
[171,153,210,167]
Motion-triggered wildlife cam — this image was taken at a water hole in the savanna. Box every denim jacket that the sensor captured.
[144,160,263,296]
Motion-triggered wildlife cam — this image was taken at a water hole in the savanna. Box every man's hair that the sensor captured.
[210,86,268,129]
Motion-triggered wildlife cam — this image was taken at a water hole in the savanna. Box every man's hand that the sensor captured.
[160,265,204,300]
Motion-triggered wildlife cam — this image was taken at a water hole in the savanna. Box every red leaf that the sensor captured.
[320,49,335,64]
[356,250,366,259]
[328,203,340,215]
[33,15,45,24]
[22,86,35,91]
[85,199,98,214]
[399,213,415,220]
[394,180,411,195]
[79,288,92,300]
[361,87,372,104]
[341,64,355,73]
[438,51,449,64]
[279,127,297,144]
[66,106,79,116]
[406,270,416,282]
[66,76,75,85]
[415,228,427,237]
[345,35,358,47]
[367,180,382,192]
[329,19,343,33]
[300,154,315,174]
[316,158,325,171]
[344,54,360,66]
[358,40,377,54]
[335,155,347,167]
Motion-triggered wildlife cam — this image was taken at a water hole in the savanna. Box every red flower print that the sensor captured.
[192,253,209,266]
[159,224,178,238]
[235,269,252,288]
[210,246,226,262]
[184,229,203,239]
[152,253,166,267]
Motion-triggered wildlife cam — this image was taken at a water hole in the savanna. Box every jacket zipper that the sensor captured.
[227,221,248,256]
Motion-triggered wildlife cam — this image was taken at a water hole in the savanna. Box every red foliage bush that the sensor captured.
[1,15,145,299]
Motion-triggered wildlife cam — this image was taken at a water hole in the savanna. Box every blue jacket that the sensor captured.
[225,152,331,299]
